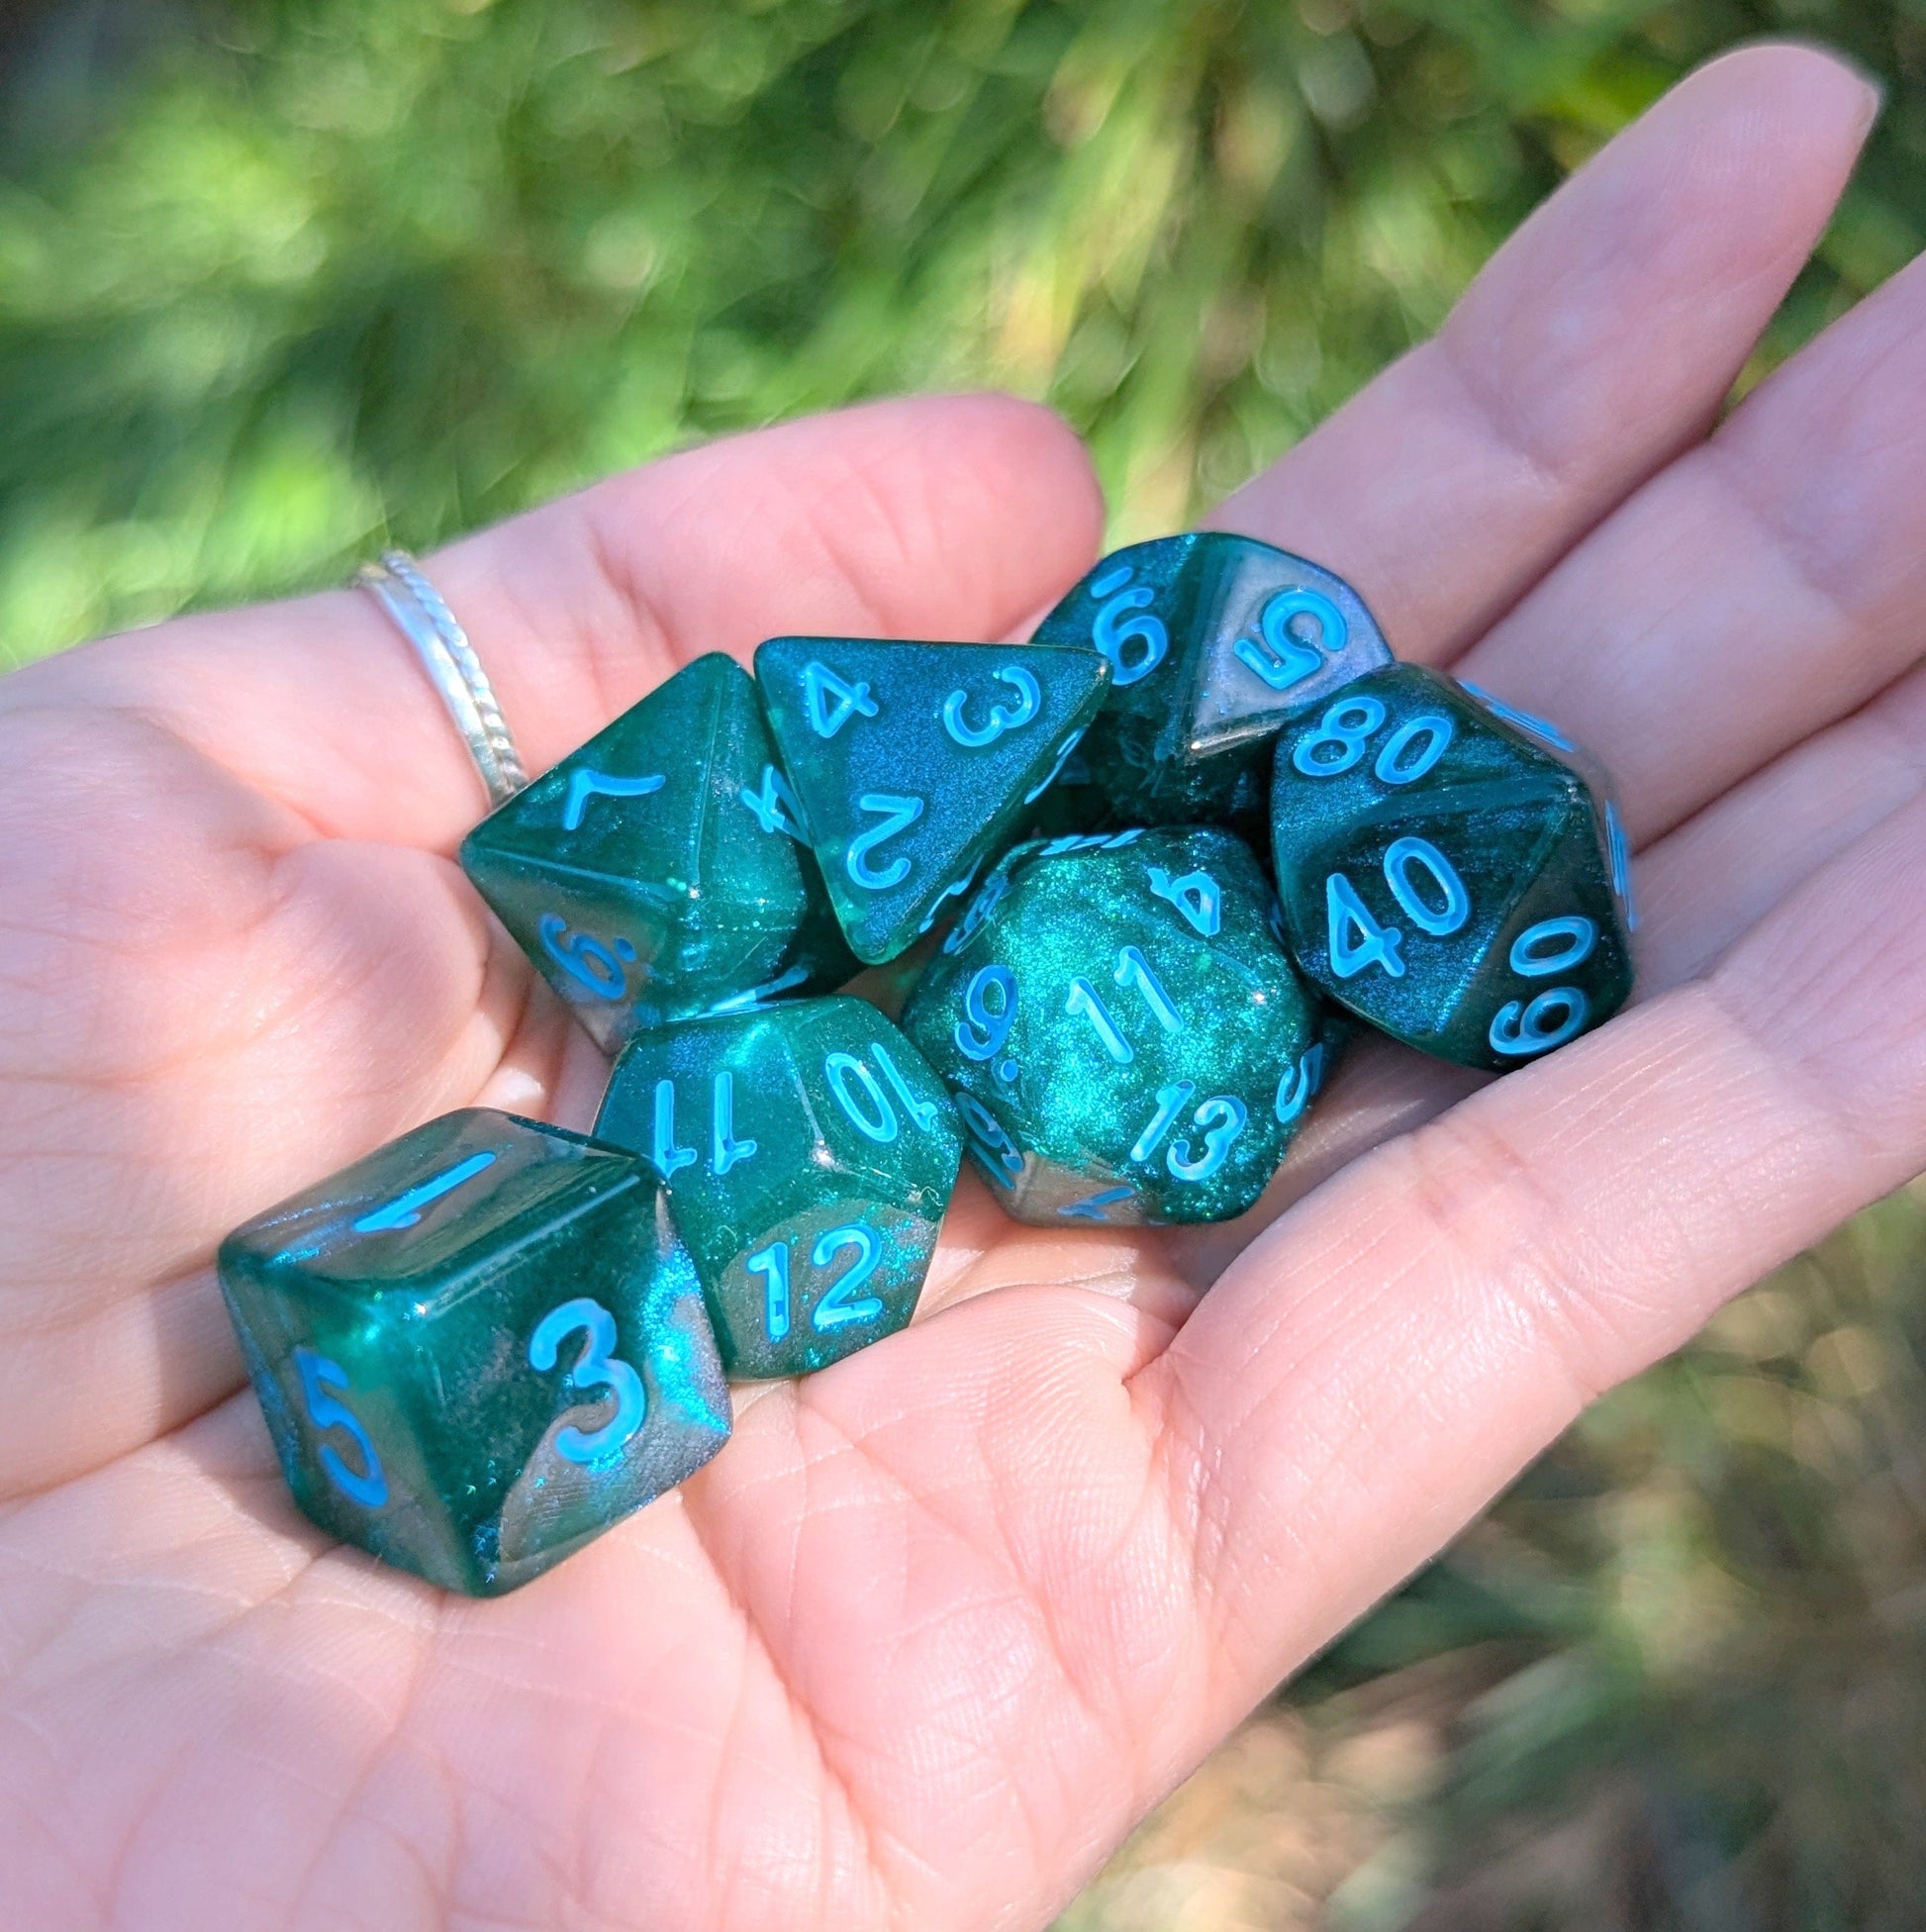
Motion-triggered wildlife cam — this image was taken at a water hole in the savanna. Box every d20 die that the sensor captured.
[595,997,962,1378]
[1030,535,1394,834]
[460,652,855,1053]
[1270,665,1634,1070]
[901,826,1320,1226]
[218,1109,730,1596]
[754,634,1110,964]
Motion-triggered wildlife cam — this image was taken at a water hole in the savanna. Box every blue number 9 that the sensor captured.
[955,965,1017,1064]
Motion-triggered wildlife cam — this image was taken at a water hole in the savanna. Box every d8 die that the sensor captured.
[755,634,1110,963]
[1270,666,1634,1070]
[460,653,855,1052]
[218,1110,730,1596]
[595,997,962,1378]
[1031,535,1394,835]
[901,826,1321,1226]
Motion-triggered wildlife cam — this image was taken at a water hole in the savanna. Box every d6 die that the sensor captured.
[460,653,854,1052]
[218,1110,730,1596]
[595,998,962,1378]
[901,826,1322,1226]
[1031,535,1394,836]
[1270,666,1634,1069]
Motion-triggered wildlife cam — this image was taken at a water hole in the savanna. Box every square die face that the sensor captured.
[219,1111,730,1594]
[902,827,1319,1226]
[595,999,962,1377]
[1271,666,1632,1068]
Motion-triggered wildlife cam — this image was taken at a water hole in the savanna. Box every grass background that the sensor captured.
[3,0,1924,1922]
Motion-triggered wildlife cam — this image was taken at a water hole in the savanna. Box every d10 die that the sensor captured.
[1030,535,1395,835]
[460,652,855,1052]
[218,1110,730,1596]
[901,826,1321,1226]
[755,634,1110,964]
[1270,665,1634,1070]
[595,997,962,1378]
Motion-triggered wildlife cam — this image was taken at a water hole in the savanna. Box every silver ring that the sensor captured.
[356,548,528,808]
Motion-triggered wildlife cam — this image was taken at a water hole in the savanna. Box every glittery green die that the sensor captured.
[901,826,1322,1226]
[1270,665,1635,1069]
[595,998,962,1378]
[460,653,855,1052]
[217,1110,731,1596]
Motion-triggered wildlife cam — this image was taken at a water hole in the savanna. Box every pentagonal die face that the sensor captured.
[460,652,854,1052]
[596,999,962,1379]
[217,1110,731,1596]
[1030,535,1395,837]
[1270,665,1634,1071]
[901,826,1321,1227]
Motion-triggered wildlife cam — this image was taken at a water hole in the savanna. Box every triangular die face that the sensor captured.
[464,654,723,891]
[756,634,1109,963]
[461,654,854,1049]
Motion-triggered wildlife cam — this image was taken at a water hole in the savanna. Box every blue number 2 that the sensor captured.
[810,1224,884,1330]
[528,1298,647,1466]
[293,1346,389,1509]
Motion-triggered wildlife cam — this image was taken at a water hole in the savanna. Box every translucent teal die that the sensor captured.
[754,634,1110,963]
[460,653,855,1052]
[1270,666,1635,1070]
[901,826,1323,1226]
[1031,534,1395,836]
[595,998,962,1378]
[217,1110,730,1596]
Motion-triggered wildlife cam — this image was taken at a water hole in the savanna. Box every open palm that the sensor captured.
[2,45,1920,1930]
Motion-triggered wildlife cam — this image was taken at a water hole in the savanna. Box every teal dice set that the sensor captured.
[218,528,1632,1594]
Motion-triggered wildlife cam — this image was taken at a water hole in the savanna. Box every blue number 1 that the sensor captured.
[293,1347,389,1509]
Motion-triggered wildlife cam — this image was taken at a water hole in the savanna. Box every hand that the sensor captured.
[0,44,1910,1931]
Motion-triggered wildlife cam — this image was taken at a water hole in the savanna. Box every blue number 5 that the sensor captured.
[528,1298,647,1466]
[293,1346,389,1509]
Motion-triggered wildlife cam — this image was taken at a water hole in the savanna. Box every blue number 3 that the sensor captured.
[293,1346,389,1509]
[528,1298,647,1466]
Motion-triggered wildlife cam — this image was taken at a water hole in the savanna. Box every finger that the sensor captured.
[1208,45,1877,661]
[1631,654,1926,992]
[1144,788,1926,1729]
[5,394,1105,853]
[1452,242,1926,844]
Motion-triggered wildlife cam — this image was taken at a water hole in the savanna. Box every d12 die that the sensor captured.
[460,652,855,1053]
[1270,666,1634,1070]
[1030,535,1394,834]
[218,1110,730,1596]
[755,634,1109,964]
[901,826,1321,1226]
[595,997,962,1378]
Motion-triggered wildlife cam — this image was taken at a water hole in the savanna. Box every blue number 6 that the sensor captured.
[293,1346,389,1509]
[528,1297,647,1466]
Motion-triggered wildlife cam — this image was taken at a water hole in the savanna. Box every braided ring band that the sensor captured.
[356,548,529,808]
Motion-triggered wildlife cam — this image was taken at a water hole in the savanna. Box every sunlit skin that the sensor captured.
[0,43,1921,1930]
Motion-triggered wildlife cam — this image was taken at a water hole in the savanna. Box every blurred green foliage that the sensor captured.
[8,1,1926,1923]
[2,0,1921,669]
